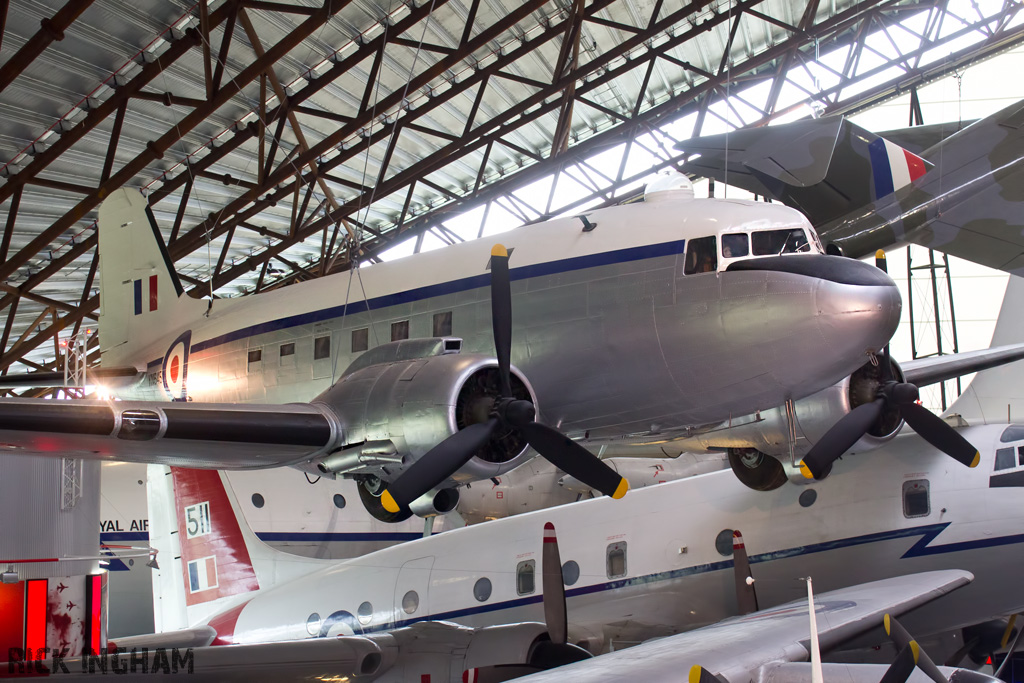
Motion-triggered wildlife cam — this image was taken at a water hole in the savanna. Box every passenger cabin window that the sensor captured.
[996,447,1016,471]
[391,320,410,342]
[247,349,262,366]
[351,328,368,353]
[280,342,295,357]
[314,335,331,360]
[752,228,810,255]
[606,542,627,578]
[902,480,930,518]
[433,311,453,337]
[1019,446,1024,466]
[722,233,749,259]
[516,559,536,595]
[684,236,717,274]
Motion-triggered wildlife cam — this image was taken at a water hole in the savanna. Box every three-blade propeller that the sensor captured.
[381,245,628,514]
[797,251,980,480]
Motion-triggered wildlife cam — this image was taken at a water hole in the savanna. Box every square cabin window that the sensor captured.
[351,328,369,353]
[391,320,410,342]
[433,311,453,337]
[902,480,930,518]
[280,342,295,358]
[996,447,1016,471]
[247,349,262,365]
[516,559,536,595]
[606,541,627,578]
[313,335,331,361]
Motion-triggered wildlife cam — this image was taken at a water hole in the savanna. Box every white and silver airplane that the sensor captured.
[0,174,923,523]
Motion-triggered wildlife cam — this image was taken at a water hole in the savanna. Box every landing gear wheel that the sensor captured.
[728,448,787,491]
[358,476,413,523]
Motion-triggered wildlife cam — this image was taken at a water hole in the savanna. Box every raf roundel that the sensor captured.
[162,330,192,401]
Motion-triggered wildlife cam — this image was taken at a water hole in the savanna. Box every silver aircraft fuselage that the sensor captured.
[121,196,900,446]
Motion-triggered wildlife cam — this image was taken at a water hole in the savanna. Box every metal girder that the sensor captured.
[1,0,1023,375]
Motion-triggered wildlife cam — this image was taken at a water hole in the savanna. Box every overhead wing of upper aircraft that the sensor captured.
[678,98,1024,276]
[512,570,986,683]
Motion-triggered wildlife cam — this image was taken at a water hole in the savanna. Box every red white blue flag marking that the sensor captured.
[868,137,927,200]
[133,275,158,315]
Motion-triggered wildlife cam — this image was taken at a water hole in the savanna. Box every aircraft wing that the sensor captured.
[901,342,1024,389]
[512,570,973,682]
[0,398,343,469]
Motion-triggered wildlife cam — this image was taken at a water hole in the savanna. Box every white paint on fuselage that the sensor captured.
[223,423,1024,648]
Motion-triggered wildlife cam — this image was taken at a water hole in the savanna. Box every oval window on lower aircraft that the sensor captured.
[357,601,373,625]
[473,577,492,602]
[333,494,346,509]
[715,529,734,557]
[798,489,817,508]
[251,493,265,509]
[561,560,580,586]
[305,613,321,635]
[402,590,419,614]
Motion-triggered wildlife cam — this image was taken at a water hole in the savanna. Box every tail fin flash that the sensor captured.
[98,189,206,366]
[148,465,328,630]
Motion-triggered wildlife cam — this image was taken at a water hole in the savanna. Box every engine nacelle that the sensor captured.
[312,342,538,486]
[691,357,905,463]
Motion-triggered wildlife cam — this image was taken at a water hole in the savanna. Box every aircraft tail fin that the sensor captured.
[948,275,1024,424]
[97,189,207,367]
[147,465,328,632]
[676,118,932,228]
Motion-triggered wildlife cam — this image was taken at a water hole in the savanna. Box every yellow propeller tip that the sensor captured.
[491,244,508,257]
[381,490,400,513]
[910,640,920,664]
[884,613,892,635]
[612,478,629,499]
[798,461,814,479]
[688,666,703,683]
[876,249,886,260]
[969,451,980,468]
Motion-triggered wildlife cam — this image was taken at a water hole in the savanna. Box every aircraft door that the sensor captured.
[394,555,434,625]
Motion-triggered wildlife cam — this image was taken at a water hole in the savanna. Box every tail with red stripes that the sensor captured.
[147,465,329,631]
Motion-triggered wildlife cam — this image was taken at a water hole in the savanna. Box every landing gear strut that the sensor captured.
[358,475,413,523]
[728,448,787,491]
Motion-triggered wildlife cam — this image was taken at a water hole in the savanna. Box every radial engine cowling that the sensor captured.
[691,358,906,472]
[312,351,538,484]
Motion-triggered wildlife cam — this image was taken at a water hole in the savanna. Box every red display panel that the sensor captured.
[24,579,46,656]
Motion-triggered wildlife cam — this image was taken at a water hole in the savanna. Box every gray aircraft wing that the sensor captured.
[0,398,344,469]
[513,570,974,683]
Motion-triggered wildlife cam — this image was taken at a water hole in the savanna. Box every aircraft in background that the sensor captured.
[676,98,1024,276]
[0,177,912,523]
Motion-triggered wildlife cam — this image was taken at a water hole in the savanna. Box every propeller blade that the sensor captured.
[490,244,513,398]
[875,249,888,273]
[381,418,500,513]
[542,522,567,646]
[688,666,728,683]
[798,399,885,479]
[732,530,758,615]
[884,614,948,683]
[899,403,980,468]
[880,642,920,683]
[520,421,628,499]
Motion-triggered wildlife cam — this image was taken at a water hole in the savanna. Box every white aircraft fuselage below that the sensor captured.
[205,421,1024,648]
[113,194,899,447]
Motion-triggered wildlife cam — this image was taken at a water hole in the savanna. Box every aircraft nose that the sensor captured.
[727,253,902,354]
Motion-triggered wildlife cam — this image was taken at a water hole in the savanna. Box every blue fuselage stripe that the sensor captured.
[133,279,142,316]
[186,239,689,356]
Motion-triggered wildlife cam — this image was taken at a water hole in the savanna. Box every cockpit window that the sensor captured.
[752,228,810,255]
[996,447,1016,471]
[722,233,749,259]
[999,425,1024,442]
[684,236,718,274]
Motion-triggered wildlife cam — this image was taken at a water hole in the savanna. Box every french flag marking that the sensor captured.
[868,137,927,200]
[187,555,219,593]
[132,275,158,315]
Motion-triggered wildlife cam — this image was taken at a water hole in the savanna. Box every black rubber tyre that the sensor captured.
[727,448,788,491]
[357,477,413,523]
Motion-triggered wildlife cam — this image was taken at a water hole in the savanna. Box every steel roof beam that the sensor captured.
[0,0,98,94]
